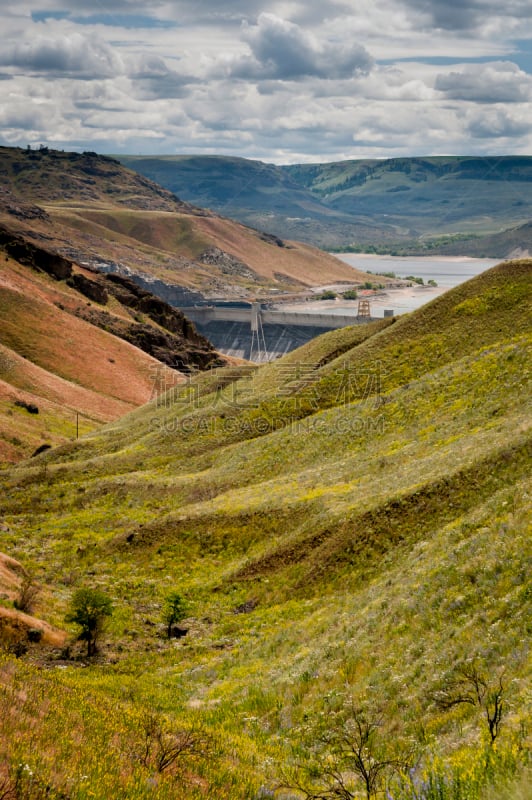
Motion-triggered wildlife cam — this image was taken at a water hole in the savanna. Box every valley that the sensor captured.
[0,145,384,462]
[0,144,530,800]
[0,255,531,799]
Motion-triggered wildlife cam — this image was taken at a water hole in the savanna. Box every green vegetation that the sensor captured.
[0,260,530,798]
[117,154,532,253]
[65,587,113,656]
[162,591,188,638]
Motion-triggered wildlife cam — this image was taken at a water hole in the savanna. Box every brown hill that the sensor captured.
[0,146,380,297]
[0,225,225,464]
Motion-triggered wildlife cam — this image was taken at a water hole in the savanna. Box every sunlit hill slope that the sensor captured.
[0,230,225,464]
[0,259,530,799]
[0,145,378,297]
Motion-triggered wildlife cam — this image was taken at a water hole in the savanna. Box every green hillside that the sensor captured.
[118,154,532,253]
[0,260,531,799]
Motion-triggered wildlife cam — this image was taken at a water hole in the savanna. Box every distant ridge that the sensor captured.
[117,154,532,253]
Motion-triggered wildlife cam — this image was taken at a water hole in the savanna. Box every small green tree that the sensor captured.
[342,289,358,300]
[66,587,113,656]
[14,572,40,614]
[162,591,187,639]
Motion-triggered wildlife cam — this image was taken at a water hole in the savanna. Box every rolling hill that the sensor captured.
[0,258,530,799]
[117,154,532,253]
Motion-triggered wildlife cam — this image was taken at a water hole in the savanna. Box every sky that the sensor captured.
[0,0,531,163]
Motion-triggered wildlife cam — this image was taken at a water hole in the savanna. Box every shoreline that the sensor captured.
[273,284,445,318]
[271,253,500,318]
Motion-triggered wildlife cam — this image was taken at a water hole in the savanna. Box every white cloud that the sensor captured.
[226,13,373,80]
[0,0,530,159]
[465,106,532,138]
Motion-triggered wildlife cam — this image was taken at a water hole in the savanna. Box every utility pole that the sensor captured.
[250,302,269,362]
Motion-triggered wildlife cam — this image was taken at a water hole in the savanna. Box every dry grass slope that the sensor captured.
[0,254,186,463]
[0,145,380,295]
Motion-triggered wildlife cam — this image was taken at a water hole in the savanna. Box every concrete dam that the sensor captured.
[180,302,385,362]
[99,267,387,362]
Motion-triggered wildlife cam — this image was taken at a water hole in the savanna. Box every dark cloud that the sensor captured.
[0,34,122,78]
[227,13,373,80]
[435,62,532,102]
[402,0,532,31]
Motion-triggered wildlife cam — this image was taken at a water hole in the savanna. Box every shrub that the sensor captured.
[13,573,40,614]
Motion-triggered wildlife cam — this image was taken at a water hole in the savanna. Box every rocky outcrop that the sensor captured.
[257,231,287,248]
[199,247,260,280]
[68,273,109,304]
[0,188,50,221]
[102,273,211,343]
[76,305,224,372]
[62,272,224,370]
[128,274,206,307]
[0,223,72,280]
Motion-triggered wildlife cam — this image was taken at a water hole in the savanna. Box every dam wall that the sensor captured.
[180,304,377,361]
[117,271,379,361]
[180,306,371,329]
[191,320,342,361]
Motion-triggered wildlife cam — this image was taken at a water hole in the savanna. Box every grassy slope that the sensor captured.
[0,260,530,798]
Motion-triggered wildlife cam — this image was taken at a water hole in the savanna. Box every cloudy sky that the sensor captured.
[0,0,531,162]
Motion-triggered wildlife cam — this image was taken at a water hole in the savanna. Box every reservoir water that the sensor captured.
[280,254,502,317]
[337,253,500,288]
